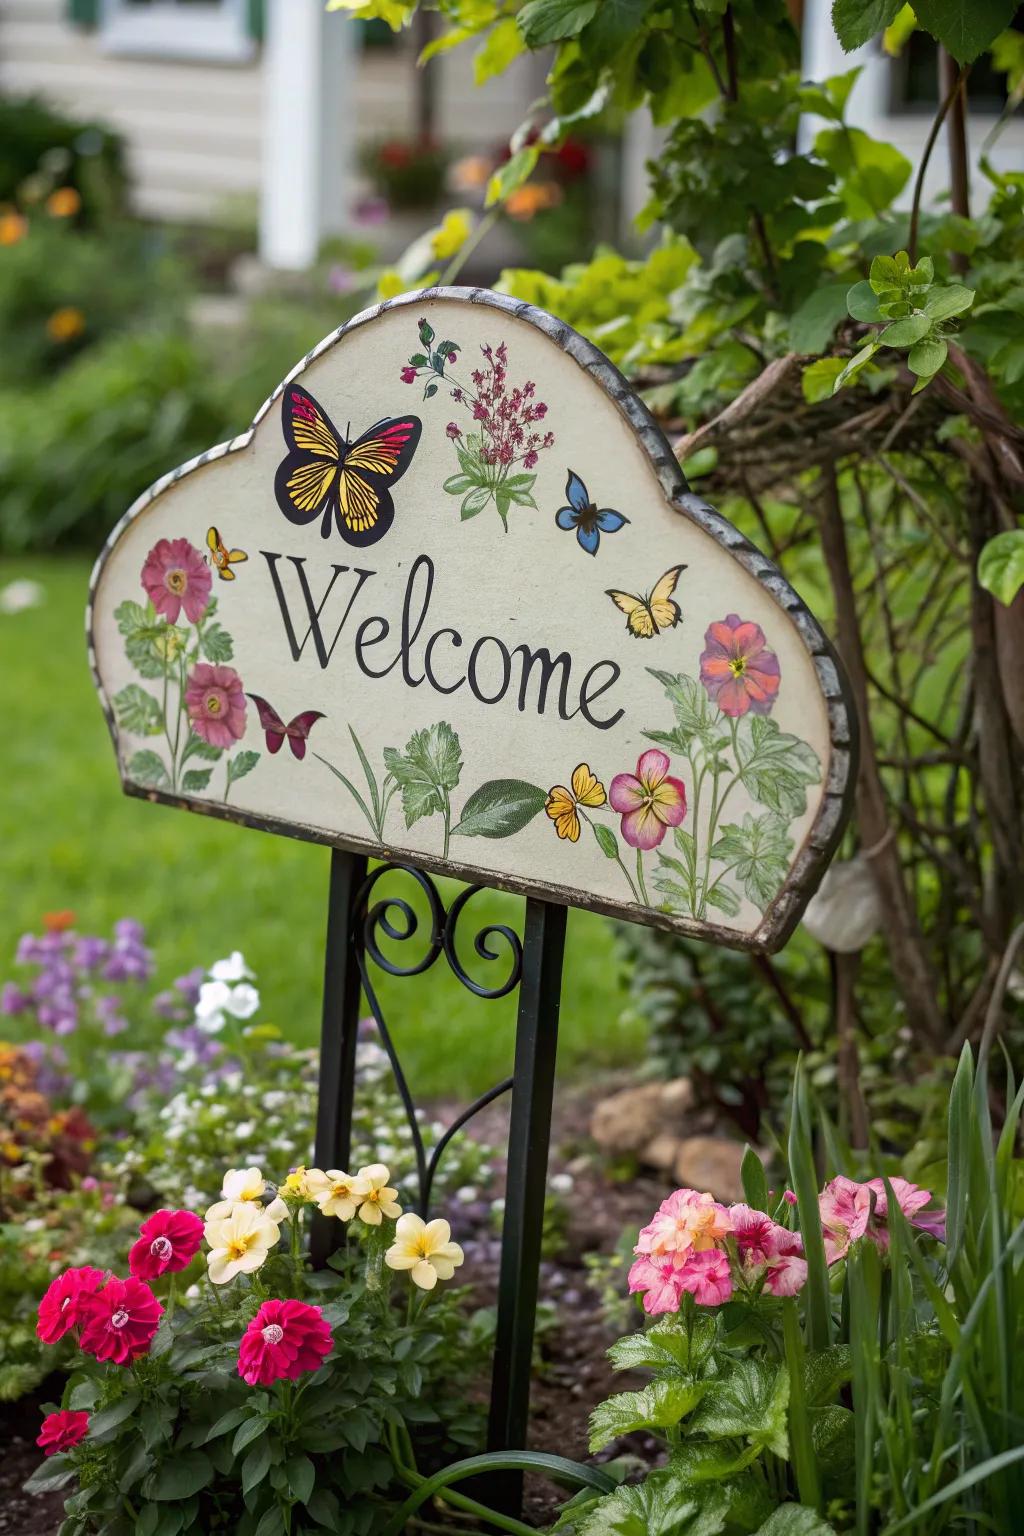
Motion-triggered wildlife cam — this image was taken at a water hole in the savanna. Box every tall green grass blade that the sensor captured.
[945,1044,974,1267]
[742,1145,769,1212]
[882,1445,1024,1533]
[349,725,382,829]
[379,1450,616,1536]
[848,1241,882,1536]
[782,1299,822,1513]
[788,1057,832,1350]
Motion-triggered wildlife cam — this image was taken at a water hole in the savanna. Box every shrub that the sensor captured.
[0,94,128,226]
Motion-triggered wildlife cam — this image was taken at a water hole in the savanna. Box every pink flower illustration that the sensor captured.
[238,1299,333,1386]
[141,538,211,625]
[609,749,687,851]
[78,1276,163,1364]
[128,1209,204,1280]
[185,663,247,749]
[700,614,781,717]
[36,1266,107,1344]
[37,1410,89,1456]
[400,366,417,383]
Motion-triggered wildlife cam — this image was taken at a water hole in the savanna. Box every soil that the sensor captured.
[5,1076,672,1532]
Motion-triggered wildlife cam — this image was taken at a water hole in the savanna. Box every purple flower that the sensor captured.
[1,983,30,1016]
[73,937,109,972]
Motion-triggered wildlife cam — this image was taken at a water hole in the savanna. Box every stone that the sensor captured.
[641,1133,681,1172]
[589,1077,694,1155]
[673,1135,747,1204]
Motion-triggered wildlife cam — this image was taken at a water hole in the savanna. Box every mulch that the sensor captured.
[6,1077,670,1531]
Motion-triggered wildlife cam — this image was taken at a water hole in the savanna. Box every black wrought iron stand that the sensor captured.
[311,848,567,1515]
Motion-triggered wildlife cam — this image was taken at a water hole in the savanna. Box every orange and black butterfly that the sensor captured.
[274,384,422,547]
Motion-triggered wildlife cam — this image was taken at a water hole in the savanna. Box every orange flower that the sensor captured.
[0,210,27,246]
[43,910,76,932]
[46,308,85,343]
[46,186,81,218]
[505,182,562,222]
[545,763,606,843]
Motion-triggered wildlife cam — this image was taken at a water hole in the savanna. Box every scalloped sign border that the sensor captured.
[87,287,856,953]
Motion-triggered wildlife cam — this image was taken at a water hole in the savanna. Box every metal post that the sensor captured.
[487,897,567,1511]
[310,848,368,1266]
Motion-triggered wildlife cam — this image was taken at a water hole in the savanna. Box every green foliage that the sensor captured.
[835,251,974,393]
[978,528,1024,605]
[0,93,129,224]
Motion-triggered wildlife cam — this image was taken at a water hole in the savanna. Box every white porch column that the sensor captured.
[799,0,889,146]
[260,0,357,270]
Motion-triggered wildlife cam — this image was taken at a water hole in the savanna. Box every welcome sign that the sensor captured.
[88,289,854,951]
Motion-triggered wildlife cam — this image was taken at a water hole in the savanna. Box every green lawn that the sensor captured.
[0,556,640,1097]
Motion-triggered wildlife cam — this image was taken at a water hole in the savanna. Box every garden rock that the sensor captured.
[590,1078,694,1155]
[674,1135,746,1204]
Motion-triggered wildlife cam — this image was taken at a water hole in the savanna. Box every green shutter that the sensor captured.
[67,0,100,26]
[246,0,264,42]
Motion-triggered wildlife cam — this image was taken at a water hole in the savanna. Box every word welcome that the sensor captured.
[261,551,625,730]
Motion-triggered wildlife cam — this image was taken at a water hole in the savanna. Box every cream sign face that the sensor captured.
[88,288,853,952]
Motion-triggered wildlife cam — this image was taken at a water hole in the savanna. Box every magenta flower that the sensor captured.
[699,614,781,717]
[37,1410,89,1457]
[141,538,211,625]
[400,366,417,383]
[238,1299,333,1386]
[864,1176,946,1245]
[185,663,247,750]
[36,1266,107,1345]
[446,421,461,439]
[78,1276,163,1364]
[676,1248,733,1306]
[128,1209,204,1280]
[729,1203,807,1296]
[609,749,687,851]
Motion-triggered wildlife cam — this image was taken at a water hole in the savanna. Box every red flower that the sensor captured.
[37,1410,89,1456]
[37,1266,107,1345]
[446,421,461,439]
[141,538,211,626]
[699,614,781,718]
[237,1299,333,1386]
[128,1209,204,1280]
[78,1276,163,1365]
[400,366,417,383]
[185,663,247,750]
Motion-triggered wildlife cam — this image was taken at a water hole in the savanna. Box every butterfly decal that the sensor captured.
[606,565,687,639]
[206,526,248,581]
[274,385,422,547]
[246,694,325,760]
[555,470,629,556]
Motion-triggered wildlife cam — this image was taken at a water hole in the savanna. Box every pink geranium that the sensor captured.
[128,1209,204,1280]
[635,1188,733,1266]
[185,663,247,749]
[37,1266,107,1345]
[78,1276,163,1364]
[727,1205,807,1296]
[627,1255,685,1316]
[699,614,781,717]
[676,1248,733,1306]
[237,1299,333,1386]
[864,1177,946,1243]
[609,749,687,851]
[141,538,211,625]
[819,1175,944,1264]
[37,1410,89,1457]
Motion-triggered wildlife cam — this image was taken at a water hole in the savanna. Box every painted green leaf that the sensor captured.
[913,0,1018,62]
[735,719,821,820]
[653,855,693,913]
[592,821,619,860]
[978,529,1024,606]
[705,879,742,917]
[711,811,794,907]
[181,768,213,793]
[228,749,261,785]
[589,1378,706,1454]
[689,1359,790,1458]
[647,669,719,752]
[127,750,170,789]
[495,489,512,528]
[831,0,903,51]
[113,683,163,736]
[384,722,462,827]
[518,0,598,46]
[452,779,547,838]
[442,473,476,495]
[418,318,435,347]
[200,622,234,663]
[181,731,223,764]
[461,486,491,521]
[114,599,149,636]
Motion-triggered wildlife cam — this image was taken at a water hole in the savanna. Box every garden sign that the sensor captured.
[88,288,853,952]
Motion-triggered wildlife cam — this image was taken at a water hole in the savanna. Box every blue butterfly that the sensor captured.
[555,470,629,556]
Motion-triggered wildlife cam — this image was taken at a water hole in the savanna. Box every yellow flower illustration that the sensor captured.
[545,762,606,843]
[385,1214,465,1291]
[355,1164,402,1226]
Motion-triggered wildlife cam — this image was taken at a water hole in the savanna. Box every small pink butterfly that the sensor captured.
[246,694,325,760]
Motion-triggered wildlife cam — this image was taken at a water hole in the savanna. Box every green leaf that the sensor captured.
[831,0,903,51]
[127,749,170,789]
[383,722,463,827]
[475,15,524,82]
[199,1406,252,1444]
[878,313,932,348]
[846,280,884,322]
[589,1378,705,1453]
[227,748,261,785]
[461,485,491,520]
[87,1392,140,1436]
[307,1489,342,1529]
[753,1507,838,1536]
[181,768,212,793]
[148,1452,214,1501]
[907,335,948,378]
[593,821,620,860]
[232,1416,268,1455]
[418,317,435,347]
[577,1473,728,1536]
[710,812,793,907]
[912,0,1018,62]
[113,683,163,736]
[980,529,1024,606]
[705,880,742,917]
[647,668,719,752]
[199,622,233,663]
[741,1146,769,1212]
[923,282,974,318]
[181,731,222,764]
[486,146,540,208]
[788,284,852,353]
[285,1453,315,1505]
[442,472,476,495]
[833,341,880,392]
[24,1453,76,1494]
[608,1315,717,1373]
[518,0,599,45]
[735,718,821,820]
[255,1507,286,1536]
[804,1344,853,1404]
[242,1435,273,1496]
[689,1360,789,1458]
[802,358,846,404]
[815,127,911,217]
[452,779,547,838]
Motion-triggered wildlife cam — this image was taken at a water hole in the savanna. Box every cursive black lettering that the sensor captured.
[577,659,624,730]
[424,627,464,695]
[261,552,373,669]
[467,634,512,705]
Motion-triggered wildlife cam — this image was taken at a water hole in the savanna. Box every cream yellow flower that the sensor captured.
[265,1196,289,1223]
[205,1166,268,1221]
[307,1167,370,1222]
[385,1214,464,1290]
[281,1166,317,1202]
[355,1164,402,1226]
[205,1202,281,1284]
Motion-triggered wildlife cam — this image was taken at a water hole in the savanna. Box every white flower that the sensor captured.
[210,951,254,983]
[455,1186,478,1204]
[225,983,260,1020]
[265,1196,289,1222]
[205,1203,280,1284]
[222,1166,266,1202]
[307,1167,370,1222]
[551,1173,574,1195]
[0,579,44,615]
[385,1215,465,1291]
[196,979,231,1027]
[235,1121,255,1139]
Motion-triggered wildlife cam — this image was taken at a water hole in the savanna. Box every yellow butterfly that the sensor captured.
[605,565,687,639]
[207,526,248,581]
